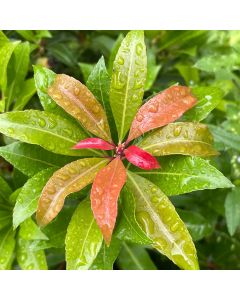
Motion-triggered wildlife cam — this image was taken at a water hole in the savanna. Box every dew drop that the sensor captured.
[74,87,80,95]
[173,126,182,137]
[148,104,158,113]
[117,56,124,65]
[7,128,14,134]
[136,114,144,122]
[136,43,143,55]
[205,95,212,101]
[38,118,46,128]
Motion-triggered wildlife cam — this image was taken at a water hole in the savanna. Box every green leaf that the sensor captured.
[79,62,94,82]
[145,47,161,91]
[133,156,233,196]
[126,172,199,270]
[175,64,199,85]
[115,188,152,245]
[183,87,223,121]
[177,209,213,241]
[5,41,30,110]
[16,30,51,43]
[0,210,12,231]
[13,167,57,228]
[65,198,103,270]
[109,30,147,142]
[13,78,36,111]
[0,142,75,177]
[0,175,12,201]
[0,41,19,90]
[117,243,156,270]
[0,31,8,45]
[19,218,48,241]
[48,43,76,67]
[90,236,121,270]
[108,33,124,75]
[0,110,96,156]
[224,187,240,236]
[138,122,218,157]
[17,236,48,270]
[208,125,240,152]
[0,227,16,270]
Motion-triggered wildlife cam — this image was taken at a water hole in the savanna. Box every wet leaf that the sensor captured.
[0,175,12,201]
[124,145,160,170]
[48,74,112,143]
[115,187,152,245]
[37,158,109,227]
[117,243,157,270]
[225,187,240,236]
[0,110,96,156]
[126,171,199,270]
[73,137,115,150]
[127,86,197,142]
[108,33,124,75]
[13,168,57,229]
[79,62,94,82]
[20,218,48,241]
[0,227,16,270]
[0,142,75,177]
[183,87,223,121]
[0,210,12,231]
[90,236,121,270]
[133,156,233,196]
[65,198,103,270]
[13,78,36,111]
[138,122,218,157]
[109,30,147,142]
[91,157,126,245]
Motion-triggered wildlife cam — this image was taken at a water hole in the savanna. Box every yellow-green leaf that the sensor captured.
[138,122,218,157]
[126,171,199,270]
[36,158,109,227]
[48,74,112,143]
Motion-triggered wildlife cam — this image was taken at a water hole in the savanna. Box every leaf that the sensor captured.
[0,210,12,231]
[126,171,199,270]
[133,156,234,196]
[73,137,115,150]
[90,236,121,270]
[0,227,16,270]
[13,168,57,228]
[65,198,103,270]
[115,187,152,245]
[225,187,240,236]
[183,87,223,121]
[0,41,19,90]
[48,43,76,67]
[37,158,109,227]
[13,78,36,111]
[17,236,48,270]
[175,64,199,85]
[48,74,112,143]
[208,125,240,152]
[117,243,157,270]
[0,175,12,201]
[108,33,124,75]
[124,145,160,170]
[79,62,94,82]
[0,110,95,156]
[0,142,75,177]
[91,157,126,245]
[19,218,48,241]
[16,30,51,43]
[145,47,161,91]
[109,30,147,142]
[127,86,197,142]
[5,41,30,110]
[177,209,213,241]
[138,122,218,157]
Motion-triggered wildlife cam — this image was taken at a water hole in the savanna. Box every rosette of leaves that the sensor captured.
[0,30,233,270]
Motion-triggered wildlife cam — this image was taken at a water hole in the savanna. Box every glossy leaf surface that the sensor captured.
[127,86,197,142]
[126,172,199,270]
[0,142,75,177]
[0,210,12,231]
[65,198,103,270]
[0,110,95,156]
[117,243,157,270]
[13,78,36,111]
[13,168,56,228]
[20,218,48,241]
[224,187,240,236]
[48,74,112,142]
[0,228,16,270]
[138,122,218,157]
[91,157,127,245]
[73,138,115,150]
[37,158,108,227]
[134,156,233,196]
[124,145,160,170]
[0,175,12,201]
[109,30,147,141]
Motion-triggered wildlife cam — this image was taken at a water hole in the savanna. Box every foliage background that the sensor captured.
[1,30,240,270]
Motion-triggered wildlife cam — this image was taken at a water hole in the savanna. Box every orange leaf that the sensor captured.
[90,157,127,245]
[48,74,112,143]
[127,86,197,142]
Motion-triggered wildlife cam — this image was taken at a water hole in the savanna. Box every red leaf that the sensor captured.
[72,138,115,150]
[127,86,197,142]
[90,157,127,245]
[124,145,160,170]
